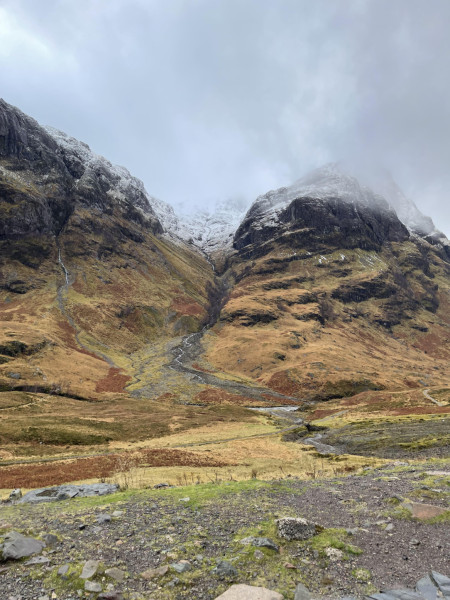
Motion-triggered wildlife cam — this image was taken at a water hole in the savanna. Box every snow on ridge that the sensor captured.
[245,163,448,244]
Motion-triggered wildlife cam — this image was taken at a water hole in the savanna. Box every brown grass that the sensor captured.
[95,368,131,393]
[0,448,231,488]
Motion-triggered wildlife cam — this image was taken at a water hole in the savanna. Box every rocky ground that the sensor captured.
[0,461,449,600]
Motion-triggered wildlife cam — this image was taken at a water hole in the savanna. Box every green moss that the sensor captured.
[308,528,363,557]
[352,568,372,582]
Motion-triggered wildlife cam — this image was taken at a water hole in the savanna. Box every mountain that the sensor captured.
[0,100,449,408]
[200,164,450,402]
[0,99,214,398]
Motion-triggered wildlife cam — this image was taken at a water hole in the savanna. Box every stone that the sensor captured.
[24,555,50,565]
[171,560,192,573]
[85,580,102,593]
[179,497,190,502]
[98,593,124,600]
[19,483,119,504]
[402,501,447,520]
[7,372,21,379]
[8,489,22,502]
[240,537,279,552]
[112,511,124,518]
[43,533,59,546]
[276,517,317,541]
[58,564,70,576]
[80,559,100,579]
[214,584,284,599]
[97,513,112,524]
[154,482,170,489]
[294,583,313,600]
[212,560,238,579]
[416,575,439,600]
[324,547,344,560]
[105,567,125,582]
[431,572,450,599]
[141,565,169,579]
[1,531,45,560]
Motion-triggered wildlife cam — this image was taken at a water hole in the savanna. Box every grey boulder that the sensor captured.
[19,483,119,504]
[1,531,45,561]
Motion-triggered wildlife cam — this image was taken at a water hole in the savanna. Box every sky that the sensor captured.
[0,0,449,235]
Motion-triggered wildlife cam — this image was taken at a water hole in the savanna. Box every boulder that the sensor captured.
[214,584,284,599]
[1,531,45,561]
[8,489,22,502]
[19,483,119,504]
[276,517,317,541]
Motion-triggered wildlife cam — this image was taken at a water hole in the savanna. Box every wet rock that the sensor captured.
[214,584,284,599]
[19,483,119,504]
[240,537,279,552]
[276,517,317,541]
[1,531,45,561]
[80,559,100,579]
[212,560,238,579]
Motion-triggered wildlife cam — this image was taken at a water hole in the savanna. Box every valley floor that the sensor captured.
[0,462,449,599]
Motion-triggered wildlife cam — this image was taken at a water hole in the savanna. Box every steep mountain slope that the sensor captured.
[201,166,450,401]
[0,99,214,398]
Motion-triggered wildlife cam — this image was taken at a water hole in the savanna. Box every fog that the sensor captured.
[1,0,449,234]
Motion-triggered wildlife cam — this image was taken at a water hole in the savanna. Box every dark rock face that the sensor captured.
[234,194,409,257]
[0,98,163,269]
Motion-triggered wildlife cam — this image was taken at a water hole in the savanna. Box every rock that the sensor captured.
[24,555,50,565]
[141,565,169,579]
[8,489,22,502]
[214,584,284,599]
[294,583,313,600]
[105,567,125,582]
[402,501,448,520]
[179,497,190,502]
[1,531,45,560]
[276,517,317,541]
[385,523,394,532]
[212,560,238,579]
[43,533,59,546]
[324,547,344,560]
[19,483,119,504]
[171,560,192,573]
[85,580,102,592]
[98,593,124,600]
[80,559,100,579]
[112,511,124,518]
[416,574,440,600]
[240,537,279,552]
[7,372,21,379]
[97,513,112,524]
[431,571,450,599]
[58,564,70,576]
[154,482,170,489]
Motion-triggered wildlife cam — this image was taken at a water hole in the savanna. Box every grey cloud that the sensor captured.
[0,0,449,234]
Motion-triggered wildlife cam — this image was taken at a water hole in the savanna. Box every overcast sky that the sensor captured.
[1,0,449,235]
